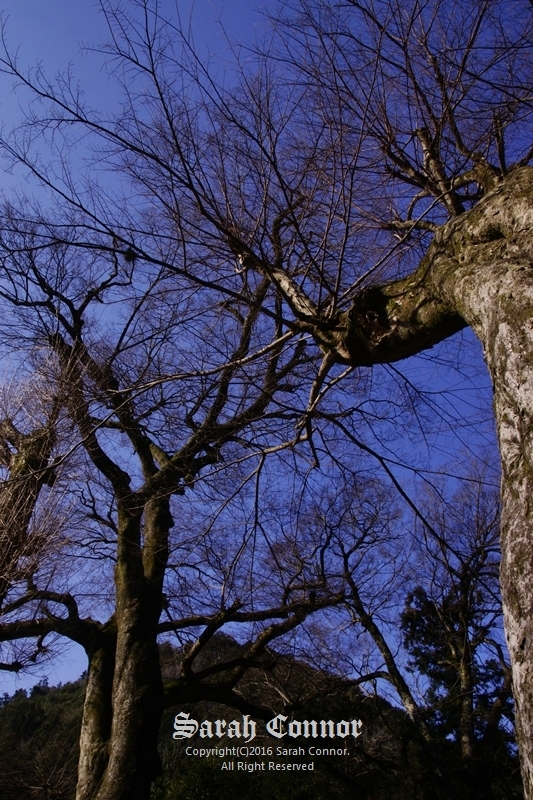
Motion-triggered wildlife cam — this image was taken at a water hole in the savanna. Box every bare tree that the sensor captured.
[400,477,514,791]
[298,466,517,793]
[0,0,529,795]
[0,385,60,607]
[257,1,533,793]
[0,229,352,799]
[403,479,509,759]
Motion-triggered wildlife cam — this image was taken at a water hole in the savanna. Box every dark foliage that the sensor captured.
[0,638,522,800]
[0,679,84,800]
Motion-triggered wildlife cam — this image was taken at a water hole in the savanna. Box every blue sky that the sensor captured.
[0,0,273,696]
[0,1,271,131]
[0,0,498,698]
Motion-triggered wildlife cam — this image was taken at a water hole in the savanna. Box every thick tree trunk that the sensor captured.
[93,627,164,800]
[323,167,533,798]
[76,627,164,800]
[76,500,171,800]
[76,637,115,800]
[93,503,168,800]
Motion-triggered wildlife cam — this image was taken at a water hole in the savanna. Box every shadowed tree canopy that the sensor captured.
[0,0,531,798]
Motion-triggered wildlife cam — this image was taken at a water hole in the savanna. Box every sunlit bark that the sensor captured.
[310,166,533,797]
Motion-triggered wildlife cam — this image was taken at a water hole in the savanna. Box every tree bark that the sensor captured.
[75,498,172,800]
[0,420,57,604]
[76,635,115,800]
[321,166,533,798]
[92,502,169,800]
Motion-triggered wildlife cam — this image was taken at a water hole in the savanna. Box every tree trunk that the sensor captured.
[76,637,115,800]
[0,421,57,604]
[458,658,475,764]
[322,166,533,798]
[76,499,171,800]
[93,626,164,800]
